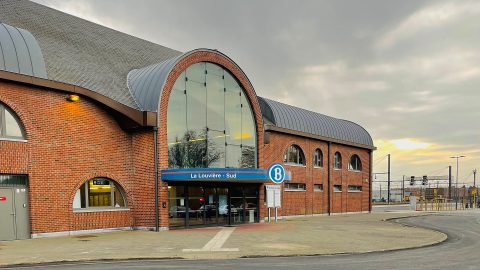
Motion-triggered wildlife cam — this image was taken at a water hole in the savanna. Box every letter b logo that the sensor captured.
[268,163,285,184]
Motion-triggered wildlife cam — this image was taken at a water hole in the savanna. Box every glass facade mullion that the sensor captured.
[167,62,257,169]
[207,130,225,168]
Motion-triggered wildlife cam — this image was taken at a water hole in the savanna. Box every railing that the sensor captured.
[415,197,478,211]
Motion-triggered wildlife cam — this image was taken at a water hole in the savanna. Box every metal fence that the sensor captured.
[372,178,478,207]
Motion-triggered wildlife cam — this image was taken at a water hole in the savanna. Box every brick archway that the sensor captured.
[158,49,265,170]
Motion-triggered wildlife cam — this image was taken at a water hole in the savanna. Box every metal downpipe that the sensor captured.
[154,126,159,232]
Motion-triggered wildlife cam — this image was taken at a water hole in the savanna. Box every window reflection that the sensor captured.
[0,103,25,139]
[284,145,305,165]
[334,152,342,169]
[167,62,257,168]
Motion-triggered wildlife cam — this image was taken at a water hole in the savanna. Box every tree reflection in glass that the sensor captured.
[168,129,222,168]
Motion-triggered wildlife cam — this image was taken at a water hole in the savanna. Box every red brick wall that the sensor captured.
[0,50,372,234]
[263,131,371,217]
[0,81,145,234]
[130,131,155,228]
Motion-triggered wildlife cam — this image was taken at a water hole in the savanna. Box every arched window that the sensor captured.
[73,178,127,209]
[284,145,305,165]
[334,152,342,169]
[167,62,257,169]
[349,155,362,171]
[0,103,25,140]
[313,149,323,167]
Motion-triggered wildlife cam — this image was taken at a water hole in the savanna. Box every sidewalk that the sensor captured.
[0,212,446,266]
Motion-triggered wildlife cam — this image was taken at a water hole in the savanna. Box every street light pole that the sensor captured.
[387,154,391,204]
[473,169,477,208]
[474,169,477,187]
[450,155,466,210]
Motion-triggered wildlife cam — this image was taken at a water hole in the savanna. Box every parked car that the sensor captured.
[218,204,238,215]
[169,206,186,218]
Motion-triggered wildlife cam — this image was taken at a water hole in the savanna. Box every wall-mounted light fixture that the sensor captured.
[67,94,80,102]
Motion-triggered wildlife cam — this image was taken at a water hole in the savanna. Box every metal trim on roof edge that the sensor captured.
[0,70,155,127]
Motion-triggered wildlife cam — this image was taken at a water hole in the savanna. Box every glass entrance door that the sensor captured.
[204,187,217,225]
[244,186,259,223]
[230,186,244,224]
[217,188,229,225]
[188,186,205,226]
[167,184,259,228]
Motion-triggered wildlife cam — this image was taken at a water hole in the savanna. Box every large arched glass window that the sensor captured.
[313,149,323,167]
[349,154,362,171]
[167,62,257,168]
[0,103,25,140]
[334,152,342,169]
[284,145,305,165]
[73,178,127,209]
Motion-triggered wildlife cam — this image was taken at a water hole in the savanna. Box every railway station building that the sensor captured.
[0,0,375,240]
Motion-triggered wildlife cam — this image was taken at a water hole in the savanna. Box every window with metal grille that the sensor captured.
[348,155,362,171]
[314,184,323,192]
[73,178,127,210]
[334,152,342,169]
[284,145,306,165]
[348,185,362,192]
[313,149,323,167]
[284,183,306,191]
[0,174,27,186]
[0,103,26,140]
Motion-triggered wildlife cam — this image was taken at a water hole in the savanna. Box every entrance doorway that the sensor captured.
[168,183,259,228]
[0,175,30,240]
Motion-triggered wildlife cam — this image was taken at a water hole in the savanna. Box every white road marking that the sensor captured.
[183,227,239,252]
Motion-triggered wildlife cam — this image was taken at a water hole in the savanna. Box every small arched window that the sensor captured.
[334,152,342,169]
[313,149,323,167]
[73,178,127,209]
[0,103,25,140]
[349,155,362,171]
[284,145,305,165]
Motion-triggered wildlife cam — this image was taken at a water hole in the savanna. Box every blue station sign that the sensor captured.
[161,168,269,182]
[161,166,291,183]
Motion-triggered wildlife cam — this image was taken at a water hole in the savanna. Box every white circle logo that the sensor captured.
[268,163,286,184]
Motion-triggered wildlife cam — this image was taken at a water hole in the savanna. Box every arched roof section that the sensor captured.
[0,23,47,78]
[258,97,374,149]
[127,49,260,113]
[127,55,183,111]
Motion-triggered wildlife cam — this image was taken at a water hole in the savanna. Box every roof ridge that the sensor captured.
[259,96,353,124]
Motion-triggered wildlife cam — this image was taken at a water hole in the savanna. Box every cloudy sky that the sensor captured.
[32,0,480,188]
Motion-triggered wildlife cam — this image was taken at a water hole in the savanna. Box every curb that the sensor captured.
[0,257,184,269]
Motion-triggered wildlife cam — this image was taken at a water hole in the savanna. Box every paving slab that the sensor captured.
[0,212,447,266]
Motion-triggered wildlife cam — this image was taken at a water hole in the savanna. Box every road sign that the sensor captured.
[268,163,286,184]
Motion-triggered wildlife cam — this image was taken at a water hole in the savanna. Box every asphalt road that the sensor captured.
[3,211,479,270]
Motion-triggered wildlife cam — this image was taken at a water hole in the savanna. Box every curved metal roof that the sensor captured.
[258,97,374,148]
[127,48,260,113]
[127,54,183,112]
[0,23,47,78]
